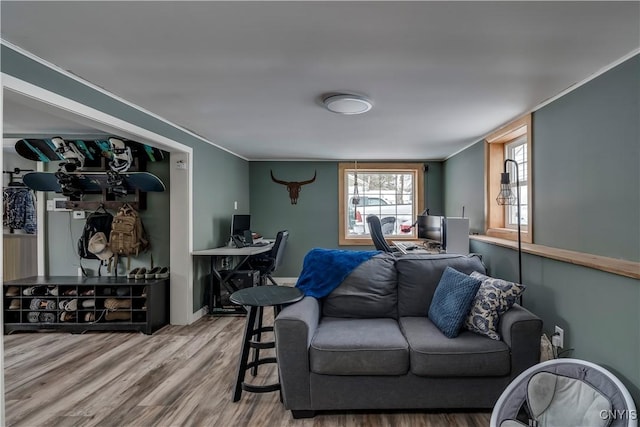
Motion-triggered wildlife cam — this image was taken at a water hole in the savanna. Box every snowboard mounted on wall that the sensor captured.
[14,138,165,165]
[23,171,166,196]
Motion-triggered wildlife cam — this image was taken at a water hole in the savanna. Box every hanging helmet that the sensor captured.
[108,137,133,172]
[52,137,85,172]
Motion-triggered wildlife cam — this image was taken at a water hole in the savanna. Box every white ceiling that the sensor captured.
[2,1,638,161]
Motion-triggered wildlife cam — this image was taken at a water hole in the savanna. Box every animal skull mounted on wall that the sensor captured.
[270,170,317,205]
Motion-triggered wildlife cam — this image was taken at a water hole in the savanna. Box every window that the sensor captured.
[485,115,533,243]
[505,137,528,229]
[339,163,424,245]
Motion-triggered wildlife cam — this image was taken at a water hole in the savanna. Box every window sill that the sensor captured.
[470,235,640,280]
[486,227,532,243]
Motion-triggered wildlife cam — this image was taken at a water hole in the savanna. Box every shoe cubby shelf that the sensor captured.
[3,276,168,335]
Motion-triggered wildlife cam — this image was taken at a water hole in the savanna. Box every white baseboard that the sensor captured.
[190,306,208,324]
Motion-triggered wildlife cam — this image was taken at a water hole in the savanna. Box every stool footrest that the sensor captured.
[245,357,277,371]
[241,382,281,393]
[249,340,275,350]
[252,326,274,335]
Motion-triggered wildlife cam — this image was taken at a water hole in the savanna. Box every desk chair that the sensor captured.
[380,216,396,235]
[242,230,289,286]
[367,215,396,253]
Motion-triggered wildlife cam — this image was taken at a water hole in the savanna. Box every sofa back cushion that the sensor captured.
[323,253,398,319]
[396,254,486,317]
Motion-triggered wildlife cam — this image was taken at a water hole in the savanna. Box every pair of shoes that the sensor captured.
[46,286,59,296]
[144,267,162,279]
[84,312,95,322]
[80,289,95,296]
[23,286,45,296]
[128,267,147,280]
[58,299,78,311]
[104,298,131,310]
[60,312,76,322]
[30,298,56,310]
[28,312,56,323]
[9,299,20,310]
[155,267,170,279]
[63,288,78,296]
[105,311,131,321]
[143,266,170,279]
[5,286,19,297]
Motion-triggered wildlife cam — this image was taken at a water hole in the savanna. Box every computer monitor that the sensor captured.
[417,214,444,242]
[231,214,251,237]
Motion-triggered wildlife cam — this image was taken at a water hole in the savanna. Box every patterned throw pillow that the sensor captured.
[464,271,526,340]
[428,267,483,338]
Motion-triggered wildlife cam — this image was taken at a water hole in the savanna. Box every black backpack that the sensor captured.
[78,207,114,259]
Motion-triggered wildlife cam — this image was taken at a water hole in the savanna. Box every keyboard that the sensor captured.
[393,241,418,254]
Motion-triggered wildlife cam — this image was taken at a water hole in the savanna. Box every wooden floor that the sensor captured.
[4,315,491,427]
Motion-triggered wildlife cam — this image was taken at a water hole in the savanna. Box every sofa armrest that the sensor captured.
[274,296,321,410]
[500,304,543,378]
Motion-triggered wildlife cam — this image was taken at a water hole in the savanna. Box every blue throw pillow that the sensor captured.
[428,267,483,338]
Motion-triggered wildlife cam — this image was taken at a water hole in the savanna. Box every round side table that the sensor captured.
[230,285,303,402]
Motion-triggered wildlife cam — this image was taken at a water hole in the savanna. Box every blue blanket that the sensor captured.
[295,248,380,298]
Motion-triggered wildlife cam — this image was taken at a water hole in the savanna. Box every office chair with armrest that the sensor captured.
[367,215,396,253]
[380,216,396,235]
[243,230,289,286]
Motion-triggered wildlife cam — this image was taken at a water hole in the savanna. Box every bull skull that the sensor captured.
[271,170,317,204]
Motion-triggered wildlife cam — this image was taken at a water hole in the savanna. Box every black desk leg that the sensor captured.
[233,305,258,402]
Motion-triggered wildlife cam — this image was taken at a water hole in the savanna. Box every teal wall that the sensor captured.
[2,44,249,311]
[444,55,640,403]
[443,141,485,233]
[534,56,640,260]
[249,161,444,276]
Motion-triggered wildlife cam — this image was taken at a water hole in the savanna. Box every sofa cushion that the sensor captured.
[465,272,526,340]
[428,267,483,338]
[310,317,409,376]
[400,316,511,377]
[323,253,398,319]
[396,254,486,317]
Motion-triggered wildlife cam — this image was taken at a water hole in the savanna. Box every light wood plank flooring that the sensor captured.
[4,315,491,426]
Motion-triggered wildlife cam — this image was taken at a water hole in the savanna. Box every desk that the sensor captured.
[193,242,274,315]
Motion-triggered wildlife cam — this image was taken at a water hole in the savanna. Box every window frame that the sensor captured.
[484,114,533,243]
[338,162,424,246]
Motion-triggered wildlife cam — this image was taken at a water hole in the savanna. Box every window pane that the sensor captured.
[505,138,528,229]
[345,169,416,238]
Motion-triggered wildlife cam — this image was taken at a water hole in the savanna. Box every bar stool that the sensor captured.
[230,285,303,402]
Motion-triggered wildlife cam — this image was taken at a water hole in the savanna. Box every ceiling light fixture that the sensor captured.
[323,94,373,115]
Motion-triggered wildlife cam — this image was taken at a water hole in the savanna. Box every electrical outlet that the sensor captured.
[554,325,564,348]
[73,210,86,219]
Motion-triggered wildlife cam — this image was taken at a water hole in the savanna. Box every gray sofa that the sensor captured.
[274,253,543,418]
